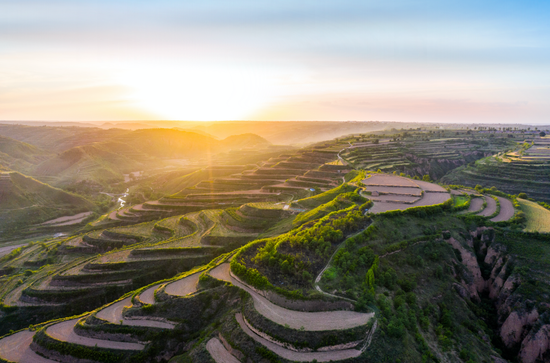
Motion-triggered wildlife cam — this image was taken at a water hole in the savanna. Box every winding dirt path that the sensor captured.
[138,283,162,304]
[46,318,145,350]
[206,338,241,363]
[210,264,372,331]
[0,330,56,363]
[96,297,174,329]
[478,195,497,217]
[491,197,515,222]
[164,272,200,296]
[235,313,361,362]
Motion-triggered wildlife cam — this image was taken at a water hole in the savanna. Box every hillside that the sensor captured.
[0,125,272,189]
[0,172,94,235]
[0,135,51,173]
[0,128,549,363]
[441,135,550,202]
[33,141,160,187]
[0,124,129,152]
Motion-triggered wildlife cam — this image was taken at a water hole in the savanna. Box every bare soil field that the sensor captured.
[235,313,361,362]
[368,202,408,213]
[412,192,450,207]
[96,297,133,323]
[369,191,450,213]
[46,318,145,350]
[96,297,174,328]
[490,197,515,222]
[364,174,450,213]
[138,283,163,304]
[164,272,200,297]
[210,264,373,331]
[370,195,420,203]
[0,330,56,363]
[206,337,241,363]
[413,180,447,192]
[41,212,92,226]
[462,197,484,213]
[365,186,422,196]
[362,174,419,187]
[477,196,497,217]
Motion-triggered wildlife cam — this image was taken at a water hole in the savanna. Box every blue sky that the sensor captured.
[1,0,549,123]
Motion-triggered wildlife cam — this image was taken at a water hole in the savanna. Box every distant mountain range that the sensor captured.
[0,125,270,188]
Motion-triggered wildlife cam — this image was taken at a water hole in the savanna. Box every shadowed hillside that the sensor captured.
[0,172,94,234]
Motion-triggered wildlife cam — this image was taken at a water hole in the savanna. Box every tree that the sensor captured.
[518,192,527,199]
[540,131,546,137]
[373,138,379,144]
[422,174,431,182]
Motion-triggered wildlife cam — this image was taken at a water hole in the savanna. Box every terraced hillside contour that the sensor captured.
[442,135,550,203]
[363,174,450,213]
[341,135,514,179]
[2,131,548,363]
[0,268,202,363]
[101,148,348,225]
[1,203,292,315]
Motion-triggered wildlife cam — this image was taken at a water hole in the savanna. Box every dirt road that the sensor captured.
[206,338,241,363]
[0,330,56,363]
[235,313,362,362]
[46,318,145,350]
[210,264,372,331]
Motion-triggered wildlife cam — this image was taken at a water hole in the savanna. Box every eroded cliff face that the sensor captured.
[519,325,550,363]
[445,228,550,363]
[404,151,489,179]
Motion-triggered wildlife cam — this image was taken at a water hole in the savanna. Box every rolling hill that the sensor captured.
[0,135,51,173]
[0,171,94,235]
[0,125,271,188]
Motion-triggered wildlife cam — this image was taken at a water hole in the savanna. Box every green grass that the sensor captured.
[292,183,357,209]
[293,192,364,226]
[518,198,550,233]
[453,195,469,208]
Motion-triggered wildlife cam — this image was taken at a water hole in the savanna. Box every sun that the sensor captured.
[118,63,278,120]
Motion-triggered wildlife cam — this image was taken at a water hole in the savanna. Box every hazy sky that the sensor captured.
[1,0,550,123]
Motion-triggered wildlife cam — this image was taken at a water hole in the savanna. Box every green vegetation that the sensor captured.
[1,126,550,363]
[292,183,358,209]
[518,198,550,233]
[293,191,368,226]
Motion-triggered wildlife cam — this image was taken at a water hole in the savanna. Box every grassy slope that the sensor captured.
[292,183,357,209]
[518,198,550,233]
[0,172,94,234]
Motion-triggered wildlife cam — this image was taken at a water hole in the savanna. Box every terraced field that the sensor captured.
[442,136,550,203]
[98,149,347,226]
[1,130,548,363]
[209,263,373,331]
[364,174,450,213]
[342,135,515,179]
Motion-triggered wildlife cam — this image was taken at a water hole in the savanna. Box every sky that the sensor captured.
[1,0,550,123]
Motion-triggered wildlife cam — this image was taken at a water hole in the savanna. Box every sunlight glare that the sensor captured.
[118,63,279,120]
